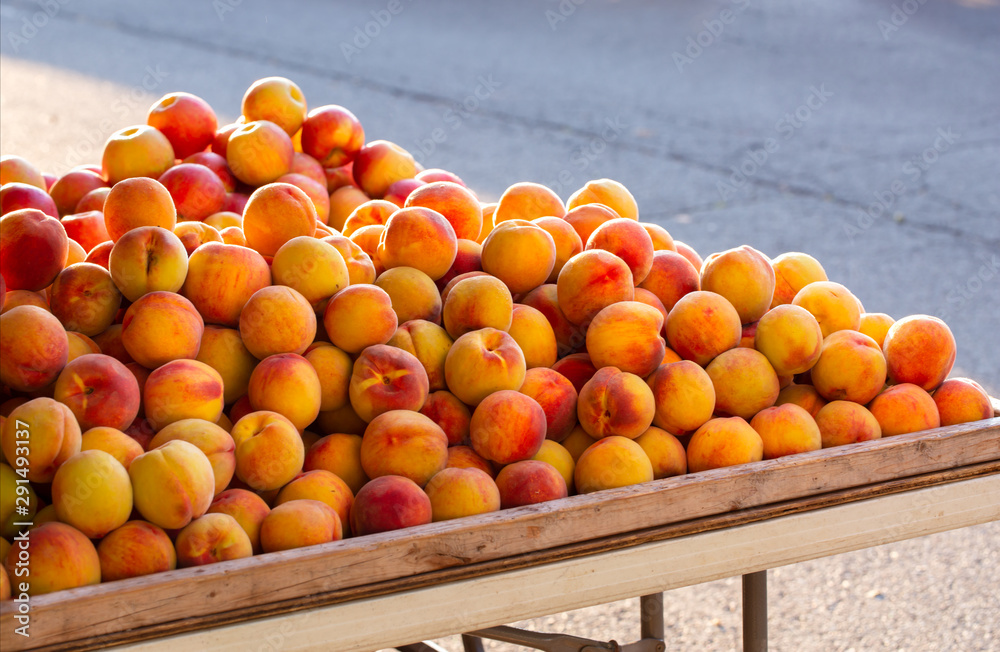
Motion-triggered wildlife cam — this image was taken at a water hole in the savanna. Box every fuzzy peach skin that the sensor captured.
[470,390,547,465]
[261,499,342,553]
[387,320,454,392]
[97,520,177,582]
[442,274,513,339]
[208,489,271,554]
[48,262,122,337]
[445,328,527,406]
[578,367,655,440]
[349,224,385,269]
[424,467,500,521]
[63,330,104,360]
[61,209,111,252]
[0,306,68,392]
[770,252,827,308]
[533,216,583,283]
[556,425,594,462]
[349,344,430,423]
[867,383,941,437]
[574,436,653,494]
[275,469,354,535]
[623,285,668,328]
[230,410,305,491]
[446,445,495,477]
[101,124,175,184]
[0,182,56,217]
[301,104,364,168]
[342,200,398,236]
[377,206,458,281]
[350,475,431,536]
[556,249,634,326]
[277,173,331,224]
[241,182,318,257]
[242,77,306,135]
[649,360,716,436]
[530,439,576,491]
[304,342,353,413]
[1,289,49,314]
[637,251,700,314]
[149,419,236,496]
[102,177,177,242]
[1,208,68,291]
[481,219,556,295]
[174,221,223,256]
[4,522,100,596]
[248,353,322,431]
[182,242,272,327]
[405,181,482,241]
[439,270,491,305]
[814,400,882,448]
[148,91,218,159]
[664,291,742,367]
[270,236,351,312]
[563,203,619,245]
[521,284,585,358]
[550,353,599,394]
[706,348,781,420]
[352,140,420,199]
[493,182,566,225]
[635,426,687,480]
[749,404,822,460]
[144,359,225,431]
[0,155,46,188]
[933,378,994,426]
[641,223,676,252]
[810,330,887,405]
[567,178,639,220]
[1,398,81,483]
[686,417,764,473]
[858,312,895,349]
[791,281,862,338]
[754,304,824,376]
[585,301,665,377]
[700,246,775,325]
[108,226,188,302]
[76,187,111,213]
[225,120,294,187]
[239,285,317,359]
[508,304,558,370]
[585,218,654,286]
[328,186,370,233]
[129,440,215,530]
[196,327,259,405]
[361,410,448,487]
[384,178,427,208]
[85,240,114,268]
[159,163,227,221]
[54,353,141,431]
[51,450,132,538]
[174,512,253,567]
[304,434,369,494]
[420,391,472,446]
[80,426,144,469]
[323,284,398,354]
[496,460,568,507]
[122,291,205,369]
[775,384,827,417]
[881,315,956,391]
[518,367,579,442]
[375,266,442,324]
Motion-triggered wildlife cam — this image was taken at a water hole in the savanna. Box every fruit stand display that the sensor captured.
[0,77,998,651]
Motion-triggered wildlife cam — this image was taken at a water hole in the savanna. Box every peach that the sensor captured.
[275,469,353,532]
[174,513,252,567]
[218,225,246,245]
[92,324,131,365]
[531,216,582,283]
[230,410,305,491]
[2,289,48,313]
[261,499,342,553]
[664,291,742,366]
[349,344,430,423]
[387,320,453,391]
[859,312,895,349]
[417,391,471,446]
[207,489,271,554]
[144,359,225,430]
[560,425,596,462]
[182,242,272,327]
[159,163,226,221]
[0,155,46,189]
[239,286,316,359]
[375,266,442,324]
[791,281,862,338]
[567,179,638,220]
[349,224,385,268]
[557,249,634,325]
[816,400,882,448]
[425,467,500,521]
[101,125,175,185]
[378,206,458,281]
[749,404,822,459]
[637,250,701,313]
[416,169,464,185]
[290,152,328,188]
[550,353,598,394]
[446,445,494,476]
[518,368,579,442]
[361,410,448,486]
[203,210,242,230]
[241,182,317,256]
[52,450,132,538]
[194,327,257,404]
[706,348,780,420]
[351,475,431,535]
[442,274,513,339]
[322,284,399,354]
[64,238,87,266]
[305,433,368,494]
[641,223,676,252]
[275,172,331,224]
[242,77,306,136]
[1,208,69,291]
[328,185,371,231]
[122,291,204,368]
[222,191,250,215]
[635,426,687,479]
[103,177,177,244]
[649,360,716,435]
[49,262,121,337]
[80,426,144,469]
[578,367,655,439]
[129,440,215,529]
[509,304,558,369]
[470,390,547,464]
[633,287,669,329]
[405,181,482,240]
[85,240,114,268]
[61,210,111,252]
[700,245,775,324]
[687,417,763,473]
[770,252,828,308]
[477,202,498,243]
[445,328,527,406]
[586,301,665,377]
[226,120,295,187]
[493,182,566,225]
[882,315,956,391]
[4,522,100,595]
[147,92,218,159]
[124,416,156,450]
[303,343,352,412]
[342,199,397,236]
[383,177,426,207]
[586,218,654,285]
[563,203,619,245]
[149,419,236,496]
[107,226,186,302]
[75,187,111,213]
[497,460,569,507]
[574,436,653,493]
[481,220,556,294]
[301,104,364,168]
[272,237,349,311]
[530,439,576,489]
[54,354,140,431]
[521,284,584,357]
[754,304,824,376]
[248,353,322,430]
[439,270,491,304]
[353,140,420,198]
[213,122,240,157]
[775,384,827,417]
[810,330,887,404]
[932,378,992,426]
[97,520,176,582]
[0,306,68,392]
[867,383,941,436]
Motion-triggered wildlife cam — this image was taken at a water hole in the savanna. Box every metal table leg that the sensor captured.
[742,571,768,652]
[461,634,486,652]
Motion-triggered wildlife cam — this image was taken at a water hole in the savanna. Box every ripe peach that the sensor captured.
[530,439,576,489]
[271,237,348,312]
[425,467,500,521]
[97,520,177,582]
[353,140,420,198]
[493,182,566,225]
[574,436,653,493]
[159,164,226,221]
[567,179,638,220]
[375,266,442,324]
[550,353,599,393]
[289,152,327,188]
[557,249,634,325]
[301,104,364,168]
[361,410,448,486]
[586,218,654,285]
[635,426,687,479]
[532,216,583,283]
[239,286,316,359]
[54,354,140,431]
[129,440,215,530]
[212,122,240,157]
[108,226,187,302]
[61,210,111,254]
[586,301,665,377]
[687,417,763,473]
[633,288,669,328]
[442,274,513,338]
[754,304,824,376]
[636,250,700,313]
[349,224,385,269]
[323,284,397,353]
[497,460,569,507]
[445,328,526,406]
[388,320,453,392]
[518,368,579,442]
[665,291,742,366]
[226,120,295,187]
[320,233,377,285]
[148,92,218,159]
[477,202,498,243]
[1,208,69,291]
[0,305,68,392]
[810,330,887,404]
[195,327,257,404]
[103,177,177,245]
[52,450,132,538]
[242,77,306,136]
[248,353,322,430]
[144,359,225,430]
[749,404,822,459]
[351,475,431,535]
[641,223,676,252]
[439,270,491,305]
[303,343,352,412]
[859,313,895,349]
[560,425,595,461]
[378,206,458,281]
[882,315,956,391]
[260,499,343,553]
[230,410,305,491]
[649,360,716,435]
[328,185,370,231]
[101,125,175,185]
[124,417,156,450]
[349,344,430,423]
[221,191,250,215]
[203,207,242,231]
[218,225,246,245]
[47,262,120,337]
[791,281,862,338]
[564,203,619,245]
[470,390,546,464]
[2,289,48,314]
[80,426,144,469]
[0,155,46,189]
[419,391,472,446]
[405,181,482,240]
[275,469,354,532]
[814,400,881,448]
[149,419,236,496]
[446,445,494,476]
[706,348,780,420]
[384,177,426,208]
[578,367,655,439]
[122,291,204,368]
[275,173,330,224]
[3,522,100,595]
[867,383,941,436]
[174,512,252,567]
[182,242,272,327]
[521,284,584,357]
[75,187,110,213]
[241,182,317,256]
[208,489,271,554]
[305,433,368,494]
[775,384,827,417]
[932,378,992,426]
[85,240,114,268]
[482,219,557,294]
[92,323,131,364]
[342,199,397,237]
[505,304,557,370]
[770,252,827,307]
[700,245,775,324]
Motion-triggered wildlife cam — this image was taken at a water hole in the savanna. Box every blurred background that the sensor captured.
[1,0,997,649]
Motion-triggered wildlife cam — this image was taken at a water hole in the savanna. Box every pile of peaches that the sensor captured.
[0,76,995,600]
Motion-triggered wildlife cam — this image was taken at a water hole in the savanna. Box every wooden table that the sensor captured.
[3,401,998,652]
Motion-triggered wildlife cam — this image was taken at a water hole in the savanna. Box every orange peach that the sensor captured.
[276,173,330,224]
[144,359,225,430]
[470,390,547,464]
[477,202,498,243]
[810,330,887,404]
[493,182,566,225]
[933,378,993,426]
[65,238,87,266]
[533,216,583,283]
[122,291,204,368]
[405,181,482,240]
[182,242,272,327]
[859,312,895,349]
[425,467,500,521]
[349,223,385,268]
[349,344,430,423]
[641,223,676,252]
[775,384,827,417]
[80,426,144,469]
[129,439,215,530]
[867,383,941,436]
[48,262,121,337]
[203,210,242,230]
[0,306,68,392]
[633,287,669,329]
[557,249,634,325]
[375,266,442,324]
[560,425,596,461]
[173,220,223,255]
[212,122,240,157]
[361,410,448,486]
[149,419,236,496]
[419,391,472,446]
[578,367,655,439]
[352,140,420,198]
[76,186,111,213]
[91,323,131,365]
[567,179,638,220]
[508,304,559,374]
[439,270,491,305]
[61,209,111,252]
[304,343,352,412]
[770,252,827,307]
[378,206,458,281]
[240,286,316,359]
[665,291,742,366]
[97,520,176,581]
[882,315,956,391]
[564,203,619,245]
[301,104,364,168]
[637,250,700,313]
[791,281,862,338]
[482,220,556,294]
[2,289,48,313]
[815,400,882,448]
[51,449,132,538]
[0,154,46,188]
[328,185,371,231]
[687,417,763,473]
[101,125,175,185]
[321,234,377,285]
[342,199,397,236]
[635,426,686,479]
[207,489,271,554]
[54,353,140,431]
[442,274,513,339]
[700,245,775,324]
[550,353,599,393]
[195,327,258,405]
[159,163,227,221]
[530,439,576,489]
[225,120,295,187]
[304,433,368,494]
[706,348,780,420]
[231,410,305,490]
[108,226,188,302]
[261,499,342,553]
[586,218,654,285]
[102,177,177,242]
[350,475,431,535]
[3,522,100,595]
[437,239,483,290]
[574,436,653,493]
[323,284,398,353]
[445,328,526,406]
[1,208,69,291]
[749,404,822,459]
[242,77,307,136]
[384,178,427,207]
[218,225,246,246]
[446,445,494,477]
[84,240,114,268]
[649,360,716,435]
[175,512,252,567]
[248,353,322,430]
[754,304,824,376]
[517,368,579,442]
[387,320,453,392]
[275,469,354,532]
[521,284,584,357]
[497,459,569,506]
[586,301,665,377]
[290,152,328,189]
[241,182,317,256]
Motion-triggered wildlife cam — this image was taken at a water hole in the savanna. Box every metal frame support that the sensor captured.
[742,571,768,652]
